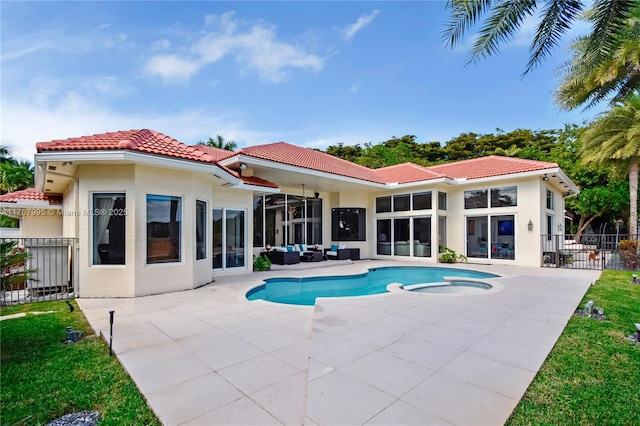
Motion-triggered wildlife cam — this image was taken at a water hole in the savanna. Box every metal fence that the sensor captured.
[541,233,639,271]
[1,238,79,306]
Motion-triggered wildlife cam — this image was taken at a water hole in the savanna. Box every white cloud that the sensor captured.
[144,54,201,83]
[1,43,49,61]
[0,88,280,161]
[144,12,324,84]
[341,9,380,41]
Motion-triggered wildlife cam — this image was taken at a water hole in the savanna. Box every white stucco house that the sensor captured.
[0,129,578,297]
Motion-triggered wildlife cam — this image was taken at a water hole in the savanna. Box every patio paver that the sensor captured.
[78,260,599,425]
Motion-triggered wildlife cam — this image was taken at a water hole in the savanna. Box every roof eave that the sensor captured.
[35,150,244,187]
[224,155,389,188]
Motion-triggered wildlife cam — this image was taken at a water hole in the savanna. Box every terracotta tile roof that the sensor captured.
[374,163,445,184]
[36,129,219,164]
[428,155,558,180]
[0,188,62,205]
[237,142,387,184]
[191,144,236,162]
[239,175,279,188]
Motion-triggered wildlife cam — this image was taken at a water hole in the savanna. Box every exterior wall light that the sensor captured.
[542,174,549,181]
[528,219,533,231]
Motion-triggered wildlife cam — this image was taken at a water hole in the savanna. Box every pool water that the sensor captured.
[406,281,492,294]
[246,266,497,305]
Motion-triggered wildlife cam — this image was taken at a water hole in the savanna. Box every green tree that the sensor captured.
[1,159,34,194]
[579,93,640,238]
[325,142,364,163]
[444,0,637,76]
[198,135,238,151]
[556,6,640,110]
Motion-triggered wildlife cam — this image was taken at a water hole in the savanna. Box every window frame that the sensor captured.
[146,194,182,265]
[331,208,366,241]
[92,192,126,266]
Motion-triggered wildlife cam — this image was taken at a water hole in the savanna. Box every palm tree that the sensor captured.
[579,92,640,239]
[443,0,637,75]
[0,160,34,194]
[198,135,238,151]
[556,6,640,110]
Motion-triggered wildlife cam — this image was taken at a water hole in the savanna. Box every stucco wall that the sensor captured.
[77,164,136,297]
[20,213,63,238]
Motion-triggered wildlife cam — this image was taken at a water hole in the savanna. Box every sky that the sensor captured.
[1,1,605,162]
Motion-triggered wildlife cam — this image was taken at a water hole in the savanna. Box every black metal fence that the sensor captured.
[1,238,79,306]
[541,233,639,271]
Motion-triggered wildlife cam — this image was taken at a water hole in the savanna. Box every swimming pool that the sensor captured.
[246,266,498,305]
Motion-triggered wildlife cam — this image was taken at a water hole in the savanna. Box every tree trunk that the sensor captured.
[630,159,638,240]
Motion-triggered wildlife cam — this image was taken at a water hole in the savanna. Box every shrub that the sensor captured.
[617,239,639,270]
[439,247,467,264]
[253,254,272,271]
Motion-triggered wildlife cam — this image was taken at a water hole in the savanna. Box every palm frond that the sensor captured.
[586,0,636,59]
[443,0,494,48]
[524,0,584,74]
[468,0,538,64]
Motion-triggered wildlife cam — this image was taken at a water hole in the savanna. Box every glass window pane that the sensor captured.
[438,192,447,210]
[332,208,366,241]
[413,192,432,210]
[377,219,391,255]
[226,209,245,268]
[492,215,515,260]
[196,200,206,260]
[93,193,126,265]
[464,190,488,209]
[546,189,554,210]
[393,194,410,212]
[213,209,222,269]
[376,196,391,213]
[394,218,410,256]
[491,186,517,207]
[265,194,285,246]
[147,194,181,264]
[413,217,431,257]
[253,196,264,248]
[467,216,488,259]
[306,198,323,245]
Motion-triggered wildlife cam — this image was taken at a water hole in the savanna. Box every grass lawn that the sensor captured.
[507,270,640,425]
[0,300,160,426]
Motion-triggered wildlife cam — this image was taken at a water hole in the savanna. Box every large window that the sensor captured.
[147,194,181,264]
[466,215,515,260]
[254,194,322,248]
[93,193,126,265]
[332,208,366,241]
[213,208,245,269]
[196,200,206,260]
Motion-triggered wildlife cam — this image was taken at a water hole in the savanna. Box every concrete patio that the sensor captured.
[77,260,600,425]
